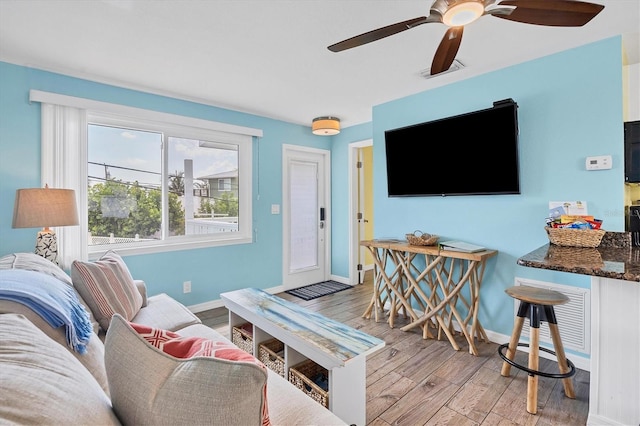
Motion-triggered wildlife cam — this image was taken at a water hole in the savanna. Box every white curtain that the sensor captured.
[40,104,88,268]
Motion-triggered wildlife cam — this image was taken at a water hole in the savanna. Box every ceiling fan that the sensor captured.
[327,0,605,76]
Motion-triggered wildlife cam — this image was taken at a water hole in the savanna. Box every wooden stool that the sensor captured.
[498,285,576,414]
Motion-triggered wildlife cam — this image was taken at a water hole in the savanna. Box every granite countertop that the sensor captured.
[517,232,640,282]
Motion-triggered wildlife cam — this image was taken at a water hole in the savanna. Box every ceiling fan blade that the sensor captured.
[328,16,430,52]
[493,0,604,27]
[430,26,463,75]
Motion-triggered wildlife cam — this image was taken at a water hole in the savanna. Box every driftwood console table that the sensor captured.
[360,239,497,356]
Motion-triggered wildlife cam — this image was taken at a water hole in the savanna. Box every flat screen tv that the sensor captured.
[385,99,520,197]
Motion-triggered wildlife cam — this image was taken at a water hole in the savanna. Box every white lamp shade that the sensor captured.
[12,187,79,229]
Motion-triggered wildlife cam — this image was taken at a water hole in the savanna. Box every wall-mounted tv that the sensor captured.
[385,99,520,197]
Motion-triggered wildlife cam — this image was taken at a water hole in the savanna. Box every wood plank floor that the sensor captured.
[196,274,589,426]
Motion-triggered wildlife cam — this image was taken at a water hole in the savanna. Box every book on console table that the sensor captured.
[439,240,486,253]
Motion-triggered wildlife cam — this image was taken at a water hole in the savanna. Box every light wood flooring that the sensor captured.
[196,273,589,426]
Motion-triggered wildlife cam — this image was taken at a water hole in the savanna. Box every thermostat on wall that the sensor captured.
[585,155,612,170]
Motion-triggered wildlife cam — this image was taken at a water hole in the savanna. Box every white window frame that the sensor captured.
[31,90,262,261]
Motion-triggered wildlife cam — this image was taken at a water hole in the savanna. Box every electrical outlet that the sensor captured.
[183,281,191,293]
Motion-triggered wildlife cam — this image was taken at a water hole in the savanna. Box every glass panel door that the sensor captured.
[282,146,328,290]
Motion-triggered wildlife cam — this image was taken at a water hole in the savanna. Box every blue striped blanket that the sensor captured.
[0,269,92,354]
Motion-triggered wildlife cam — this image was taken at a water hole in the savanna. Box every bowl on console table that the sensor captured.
[405,231,438,246]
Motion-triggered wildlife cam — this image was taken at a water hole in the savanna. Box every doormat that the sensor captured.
[285,281,352,301]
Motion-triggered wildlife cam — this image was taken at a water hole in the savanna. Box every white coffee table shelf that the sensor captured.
[221,287,385,426]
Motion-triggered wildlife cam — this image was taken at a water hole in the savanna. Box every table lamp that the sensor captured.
[12,184,79,265]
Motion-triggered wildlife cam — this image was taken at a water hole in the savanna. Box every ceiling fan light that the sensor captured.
[312,116,340,135]
[443,1,484,27]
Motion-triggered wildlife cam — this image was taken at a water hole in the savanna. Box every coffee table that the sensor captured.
[221,287,385,426]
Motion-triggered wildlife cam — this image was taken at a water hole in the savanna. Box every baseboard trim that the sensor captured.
[188,285,285,313]
[188,299,223,313]
[330,275,350,285]
[587,413,628,425]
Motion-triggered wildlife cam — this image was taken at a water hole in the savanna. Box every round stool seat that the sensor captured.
[505,285,569,306]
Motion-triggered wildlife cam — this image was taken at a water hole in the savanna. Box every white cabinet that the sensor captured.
[588,277,640,425]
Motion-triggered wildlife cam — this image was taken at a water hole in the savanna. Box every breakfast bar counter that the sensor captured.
[516,239,640,282]
[517,233,639,425]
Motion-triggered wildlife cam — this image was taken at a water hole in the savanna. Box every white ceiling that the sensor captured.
[1,0,638,128]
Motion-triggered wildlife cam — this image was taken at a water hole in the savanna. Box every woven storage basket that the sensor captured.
[258,339,285,377]
[289,359,329,408]
[545,227,605,248]
[406,230,439,246]
[231,323,253,355]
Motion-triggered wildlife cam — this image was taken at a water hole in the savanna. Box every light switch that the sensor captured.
[271,204,280,214]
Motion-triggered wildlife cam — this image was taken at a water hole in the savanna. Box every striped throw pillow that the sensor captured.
[71,251,143,331]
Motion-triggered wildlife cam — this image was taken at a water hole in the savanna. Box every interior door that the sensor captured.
[357,148,367,283]
[282,146,330,290]
[349,139,373,286]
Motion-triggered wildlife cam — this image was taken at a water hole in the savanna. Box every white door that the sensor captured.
[282,145,330,290]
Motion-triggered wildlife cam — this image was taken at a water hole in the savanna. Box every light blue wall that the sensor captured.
[0,61,331,305]
[331,36,625,353]
[0,36,626,355]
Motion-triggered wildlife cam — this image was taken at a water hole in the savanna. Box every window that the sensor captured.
[218,178,232,191]
[33,90,261,264]
[29,90,262,262]
[86,114,250,254]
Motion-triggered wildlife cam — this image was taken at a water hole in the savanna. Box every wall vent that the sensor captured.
[514,278,590,354]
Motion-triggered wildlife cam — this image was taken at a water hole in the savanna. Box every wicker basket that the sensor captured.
[406,230,439,246]
[232,323,254,355]
[545,227,605,248]
[289,359,329,408]
[258,339,285,377]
